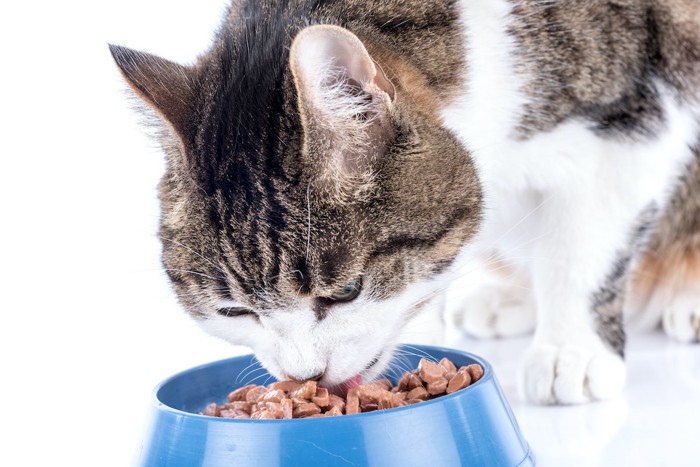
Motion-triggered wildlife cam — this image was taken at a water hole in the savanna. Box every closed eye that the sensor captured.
[217,307,256,318]
[327,277,362,302]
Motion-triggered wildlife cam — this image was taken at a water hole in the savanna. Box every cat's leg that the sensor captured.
[630,244,700,343]
[664,289,700,343]
[630,188,700,341]
[448,256,536,338]
[520,190,641,405]
[633,148,700,343]
[448,188,541,339]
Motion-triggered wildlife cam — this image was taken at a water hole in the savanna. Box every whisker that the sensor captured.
[244,369,274,386]
[386,353,414,378]
[397,345,439,363]
[239,366,268,385]
[305,182,312,261]
[485,195,553,247]
[162,268,227,282]
[235,357,262,384]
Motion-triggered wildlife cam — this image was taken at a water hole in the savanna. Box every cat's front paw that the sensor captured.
[451,283,536,338]
[663,294,700,343]
[521,343,626,405]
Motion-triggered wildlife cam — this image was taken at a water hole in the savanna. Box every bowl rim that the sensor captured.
[152,344,494,423]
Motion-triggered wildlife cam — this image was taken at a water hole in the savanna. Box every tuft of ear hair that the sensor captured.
[290,25,395,189]
[109,44,197,143]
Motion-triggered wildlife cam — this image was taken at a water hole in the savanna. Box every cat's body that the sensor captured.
[111,0,700,404]
[443,0,700,403]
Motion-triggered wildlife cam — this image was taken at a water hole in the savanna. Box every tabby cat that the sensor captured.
[111,0,700,404]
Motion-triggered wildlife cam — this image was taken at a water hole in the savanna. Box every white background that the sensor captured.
[1,1,699,466]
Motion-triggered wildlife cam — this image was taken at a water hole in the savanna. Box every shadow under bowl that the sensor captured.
[140,344,533,466]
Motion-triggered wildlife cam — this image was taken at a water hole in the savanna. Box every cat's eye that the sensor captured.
[328,278,362,302]
[217,307,256,318]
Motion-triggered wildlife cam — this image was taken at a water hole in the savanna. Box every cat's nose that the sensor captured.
[286,370,325,382]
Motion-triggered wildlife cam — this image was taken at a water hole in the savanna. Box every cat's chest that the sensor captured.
[440,0,697,198]
[443,94,697,194]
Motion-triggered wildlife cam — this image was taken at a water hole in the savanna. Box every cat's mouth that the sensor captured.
[324,350,386,397]
[329,374,363,398]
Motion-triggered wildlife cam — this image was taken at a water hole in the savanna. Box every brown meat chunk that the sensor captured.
[346,389,360,415]
[251,410,277,420]
[375,379,393,390]
[311,387,330,407]
[426,377,448,395]
[325,394,346,413]
[245,386,268,404]
[263,402,284,419]
[357,384,390,404]
[281,398,293,419]
[378,392,401,410]
[220,408,246,418]
[362,403,378,412]
[223,401,252,413]
[406,386,429,401]
[202,402,220,417]
[447,369,472,394]
[289,381,317,400]
[227,384,257,402]
[205,358,483,419]
[419,358,447,384]
[439,358,458,380]
[268,381,302,393]
[293,402,322,418]
[291,397,311,408]
[397,372,424,391]
[465,364,484,383]
[261,389,286,403]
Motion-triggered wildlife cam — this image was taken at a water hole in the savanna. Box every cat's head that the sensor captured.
[111,16,480,388]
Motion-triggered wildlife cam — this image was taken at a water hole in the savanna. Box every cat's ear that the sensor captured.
[290,25,395,179]
[109,44,197,142]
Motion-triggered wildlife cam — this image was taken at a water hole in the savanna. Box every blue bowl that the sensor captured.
[139,345,533,466]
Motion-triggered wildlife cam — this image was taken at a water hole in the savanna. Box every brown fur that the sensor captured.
[509,0,700,137]
[111,0,481,318]
[632,144,700,313]
[633,246,700,308]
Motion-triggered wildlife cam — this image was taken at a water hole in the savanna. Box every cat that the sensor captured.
[111,0,700,405]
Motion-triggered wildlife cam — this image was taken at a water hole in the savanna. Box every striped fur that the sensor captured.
[110,0,700,398]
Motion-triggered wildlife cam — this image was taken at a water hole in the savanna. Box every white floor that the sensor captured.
[446,331,700,467]
[1,1,699,466]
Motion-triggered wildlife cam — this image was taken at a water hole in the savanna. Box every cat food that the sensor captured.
[201,358,483,419]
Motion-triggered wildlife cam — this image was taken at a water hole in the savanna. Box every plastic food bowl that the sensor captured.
[139,344,534,466]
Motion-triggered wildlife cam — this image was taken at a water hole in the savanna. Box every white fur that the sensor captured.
[446,258,536,338]
[198,272,455,386]
[663,292,700,343]
[456,282,536,339]
[442,0,699,404]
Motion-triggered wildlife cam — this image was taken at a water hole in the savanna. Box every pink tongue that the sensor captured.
[328,374,363,398]
[345,374,363,390]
